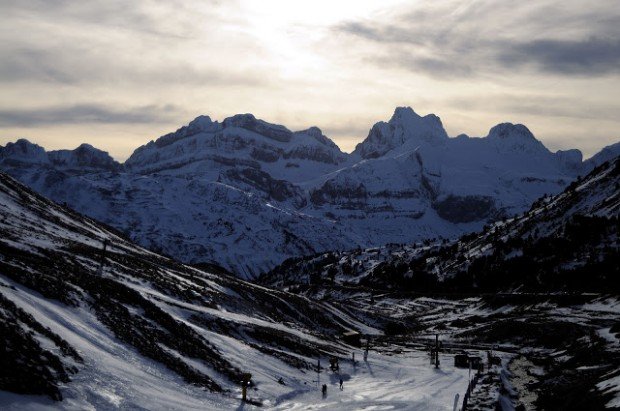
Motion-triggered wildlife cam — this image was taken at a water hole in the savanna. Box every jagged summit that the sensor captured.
[488,123,534,139]
[354,107,448,159]
[48,144,120,171]
[294,126,339,149]
[125,113,347,176]
[0,139,119,171]
[222,113,293,142]
[486,122,550,155]
[0,139,49,165]
[390,106,445,129]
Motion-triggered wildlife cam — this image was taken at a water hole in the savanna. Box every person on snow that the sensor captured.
[339,378,343,390]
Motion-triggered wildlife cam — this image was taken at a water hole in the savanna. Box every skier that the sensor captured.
[339,378,343,390]
[322,384,327,398]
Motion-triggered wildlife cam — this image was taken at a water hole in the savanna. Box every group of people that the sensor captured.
[322,345,371,398]
[321,378,344,398]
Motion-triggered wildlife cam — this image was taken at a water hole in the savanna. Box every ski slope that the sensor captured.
[272,351,472,411]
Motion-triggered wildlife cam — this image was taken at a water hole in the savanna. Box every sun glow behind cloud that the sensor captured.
[236,0,406,77]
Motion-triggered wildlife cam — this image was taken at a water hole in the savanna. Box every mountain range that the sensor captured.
[1,107,618,278]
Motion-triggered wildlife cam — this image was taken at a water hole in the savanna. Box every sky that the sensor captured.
[1,0,619,161]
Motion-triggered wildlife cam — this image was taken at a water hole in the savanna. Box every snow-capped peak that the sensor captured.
[353,107,448,158]
[487,123,549,155]
[487,123,535,141]
[185,114,220,134]
[0,138,50,165]
[48,144,121,171]
[389,107,448,141]
[293,126,341,150]
[222,113,293,142]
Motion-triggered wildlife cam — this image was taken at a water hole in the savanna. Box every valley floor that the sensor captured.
[0,347,482,411]
[0,277,495,411]
[270,351,473,411]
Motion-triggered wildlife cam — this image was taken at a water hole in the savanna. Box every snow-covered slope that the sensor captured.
[2,171,619,409]
[263,155,620,292]
[2,171,525,411]
[0,170,385,408]
[1,108,616,277]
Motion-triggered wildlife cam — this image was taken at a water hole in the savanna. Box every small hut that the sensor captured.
[342,330,361,347]
[454,352,483,369]
[454,353,469,368]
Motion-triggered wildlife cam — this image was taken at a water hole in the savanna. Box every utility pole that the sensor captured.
[317,358,320,389]
[97,239,109,276]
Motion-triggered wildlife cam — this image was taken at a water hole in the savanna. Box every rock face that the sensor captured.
[1,107,616,278]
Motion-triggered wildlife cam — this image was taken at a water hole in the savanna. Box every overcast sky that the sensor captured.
[1,0,619,160]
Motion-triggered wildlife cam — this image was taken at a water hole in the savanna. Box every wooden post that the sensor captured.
[435,334,440,369]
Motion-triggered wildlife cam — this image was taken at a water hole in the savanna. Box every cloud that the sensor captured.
[0,0,265,87]
[0,44,270,87]
[445,93,620,122]
[0,49,78,84]
[0,104,183,127]
[336,1,620,78]
[497,37,620,76]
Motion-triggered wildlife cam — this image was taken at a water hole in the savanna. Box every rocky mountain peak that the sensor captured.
[556,149,583,173]
[353,107,448,159]
[294,126,340,150]
[48,144,121,171]
[0,139,50,165]
[222,114,292,142]
[391,106,420,120]
[488,123,535,140]
[186,115,220,134]
[487,123,549,154]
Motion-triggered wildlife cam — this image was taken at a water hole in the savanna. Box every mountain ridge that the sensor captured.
[1,107,618,278]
